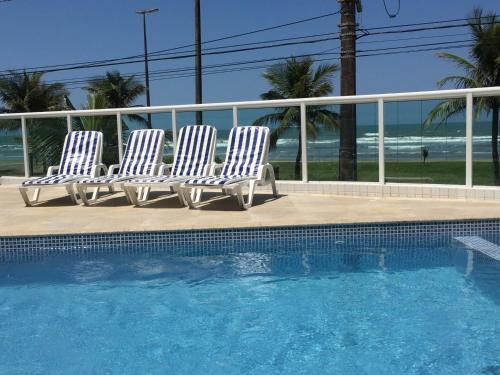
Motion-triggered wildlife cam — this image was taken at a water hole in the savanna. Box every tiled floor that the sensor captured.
[1,185,500,237]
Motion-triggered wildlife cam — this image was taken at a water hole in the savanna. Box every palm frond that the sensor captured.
[423,98,466,127]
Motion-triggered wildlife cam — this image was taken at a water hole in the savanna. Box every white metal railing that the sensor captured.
[1,87,499,184]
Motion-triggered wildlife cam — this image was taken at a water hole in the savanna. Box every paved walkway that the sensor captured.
[1,186,499,236]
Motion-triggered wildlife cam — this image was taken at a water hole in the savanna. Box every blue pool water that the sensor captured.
[0,235,499,374]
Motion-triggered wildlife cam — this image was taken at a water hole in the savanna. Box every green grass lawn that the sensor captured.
[1,159,498,187]
[271,160,499,186]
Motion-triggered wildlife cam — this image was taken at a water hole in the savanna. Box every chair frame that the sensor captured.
[123,126,217,207]
[19,132,106,207]
[180,127,277,210]
[76,130,165,206]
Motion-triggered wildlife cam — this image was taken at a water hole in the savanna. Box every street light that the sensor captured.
[136,7,159,128]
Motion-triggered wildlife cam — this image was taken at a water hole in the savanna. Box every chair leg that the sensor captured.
[235,181,256,210]
[76,184,91,206]
[122,185,133,205]
[173,185,185,206]
[91,186,100,201]
[141,187,150,202]
[19,186,39,207]
[192,188,203,203]
[65,185,80,204]
[267,167,278,198]
[124,185,139,206]
[181,187,196,208]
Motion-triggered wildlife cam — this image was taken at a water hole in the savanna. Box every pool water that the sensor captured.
[0,238,499,374]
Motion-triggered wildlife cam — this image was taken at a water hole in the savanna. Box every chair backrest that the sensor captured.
[221,126,270,178]
[58,131,103,175]
[170,125,217,177]
[119,129,165,176]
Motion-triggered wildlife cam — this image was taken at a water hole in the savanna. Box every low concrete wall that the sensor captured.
[3,176,500,201]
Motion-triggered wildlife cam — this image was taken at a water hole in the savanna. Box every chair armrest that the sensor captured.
[209,163,224,175]
[158,163,173,176]
[47,165,60,176]
[90,163,108,177]
[108,164,121,176]
[257,163,275,182]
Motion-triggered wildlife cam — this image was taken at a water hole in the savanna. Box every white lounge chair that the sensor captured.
[76,129,165,205]
[123,125,217,206]
[19,131,105,206]
[180,126,277,209]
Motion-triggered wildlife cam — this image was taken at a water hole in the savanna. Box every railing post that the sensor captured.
[465,93,473,187]
[378,98,385,184]
[21,116,30,178]
[66,114,72,133]
[232,106,238,127]
[171,109,178,153]
[116,112,124,162]
[300,102,308,182]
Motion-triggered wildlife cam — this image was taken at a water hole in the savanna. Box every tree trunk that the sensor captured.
[338,0,357,181]
[295,131,302,180]
[492,102,499,185]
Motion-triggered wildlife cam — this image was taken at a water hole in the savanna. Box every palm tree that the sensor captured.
[424,8,500,184]
[0,71,68,173]
[85,70,148,128]
[0,71,67,113]
[253,57,339,179]
[65,94,122,165]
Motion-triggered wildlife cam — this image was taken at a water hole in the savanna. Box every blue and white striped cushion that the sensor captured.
[129,175,192,184]
[185,175,253,186]
[119,129,165,176]
[170,125,216,177]
[59,131,102,175]
[22,131,102,187]
[77,175,135,185]
[221,126,268,178]
[23,174,79,186]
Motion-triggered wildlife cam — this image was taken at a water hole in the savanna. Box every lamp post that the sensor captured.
[194,0,202,124]
[136,7,159,128]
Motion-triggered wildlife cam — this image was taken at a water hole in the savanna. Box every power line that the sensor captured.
[61,39,480,89]
[45,31,472,85]
[0,10,341,74]
[47,34,478,87]
[1,14,496,82]
[382,0,400,18]
[0,35,343,76]
[144,10,341,57]
[2,13,496,77]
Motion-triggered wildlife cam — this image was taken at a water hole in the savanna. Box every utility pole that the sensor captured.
[338,0,361,180]
[136,8,159,129]
[194,0,203,124]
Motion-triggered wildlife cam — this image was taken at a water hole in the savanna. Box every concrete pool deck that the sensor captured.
[0,185,500,237]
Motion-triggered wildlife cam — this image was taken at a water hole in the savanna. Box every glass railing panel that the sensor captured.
[306,103,378,181]
[384,99,466,185]
[0,119,24,176]
[239,106,301,181]
[305,104,339,181]
[473,98,500,186]
[27,118,67,176]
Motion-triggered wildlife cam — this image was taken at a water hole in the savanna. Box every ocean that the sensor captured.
[0,120,494,168]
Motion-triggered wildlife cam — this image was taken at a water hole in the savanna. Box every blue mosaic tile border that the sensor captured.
[1,219,500,263]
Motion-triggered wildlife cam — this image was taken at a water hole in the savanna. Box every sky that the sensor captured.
[0,0,499,108]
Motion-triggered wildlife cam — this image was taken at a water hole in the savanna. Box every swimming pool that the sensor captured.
[0,221,499,374]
